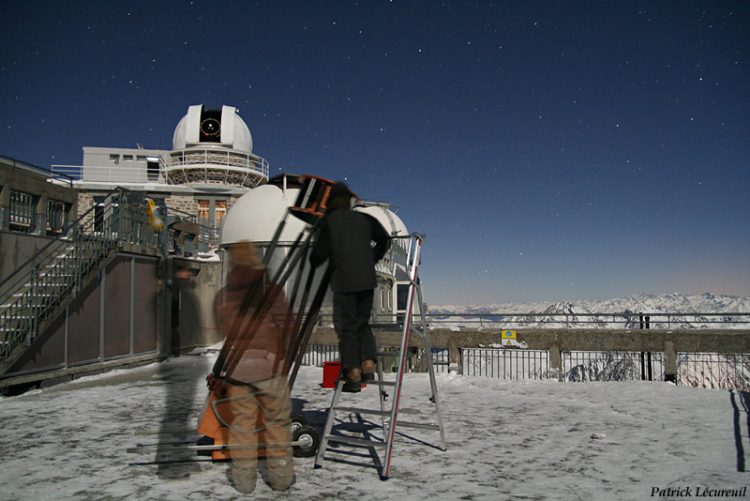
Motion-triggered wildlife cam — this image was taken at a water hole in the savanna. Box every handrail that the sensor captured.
[164,205,221,254]
[51,164,166,184]
[316,311,750,330]
[0,209,95,296]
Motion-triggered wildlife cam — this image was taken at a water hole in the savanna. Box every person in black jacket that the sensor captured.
[310,182,390,392]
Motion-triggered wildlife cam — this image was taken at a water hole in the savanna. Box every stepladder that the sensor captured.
[314,233,447,480]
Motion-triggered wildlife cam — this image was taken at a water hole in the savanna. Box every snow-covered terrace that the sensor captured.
[1,351,748,500]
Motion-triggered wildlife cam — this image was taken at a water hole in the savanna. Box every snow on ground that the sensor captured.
[1,352,748,500]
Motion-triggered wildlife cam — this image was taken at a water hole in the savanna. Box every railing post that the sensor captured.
[28,264,40,346]
[549,344,561,381]
[664,341,677,383]
[447,335,460,373]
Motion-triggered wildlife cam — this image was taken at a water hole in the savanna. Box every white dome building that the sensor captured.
[221,183,306,245]
[164,105,268,189]
[220,175,411,321]
[221,176,409,245]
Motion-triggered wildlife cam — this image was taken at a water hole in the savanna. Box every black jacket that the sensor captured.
[310,208,390,293]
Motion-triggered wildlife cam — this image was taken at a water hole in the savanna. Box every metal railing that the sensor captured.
[563,351,665,382]
[0,188,163,360]
[302,342,750,391]
[425,312,750,329]
[317,312,750,330]
[51,164,166,184]
[461,348,550,380]
[300,344,339,367]
[164,206,221,255]
[164,148,268,187]
[301,344,445,376]
[677,352,750,391]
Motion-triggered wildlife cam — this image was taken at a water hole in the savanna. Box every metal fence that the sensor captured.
[318,312,750,330]
[460,348,550,380]
[677,353,750,391]
[301,344,450,375]
[431,348,451,374]
[562,351,665,382]
[300,344,339,367]
[300,343,750,391]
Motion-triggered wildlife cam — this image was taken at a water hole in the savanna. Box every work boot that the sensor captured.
[266,457,296,491]
[342,368,362,393]
[361,359,376,382]
[228,466,257,495]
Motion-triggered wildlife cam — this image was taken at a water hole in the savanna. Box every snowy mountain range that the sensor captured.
[429,292,750,315]
[426,292,750,330]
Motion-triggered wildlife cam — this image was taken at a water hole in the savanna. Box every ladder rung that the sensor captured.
[376,351,400,357]
[372,380,396,386]
[333,406,390,416]
[395,421,441,431]
[372,323,401,329]
[325,435,386,448]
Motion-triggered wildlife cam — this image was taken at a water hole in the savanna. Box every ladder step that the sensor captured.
[396,421,442,431]
[376,351,401,357]
[325,435,386,448]
[371,323,402,329]
[333,406,390,416]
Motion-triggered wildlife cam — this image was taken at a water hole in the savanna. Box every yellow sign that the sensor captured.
[501,330,516,340]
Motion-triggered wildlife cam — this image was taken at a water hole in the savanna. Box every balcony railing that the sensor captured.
[51,164,167,184]
[164,148,268,187]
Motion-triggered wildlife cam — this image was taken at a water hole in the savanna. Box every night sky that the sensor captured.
[1,1,748,304]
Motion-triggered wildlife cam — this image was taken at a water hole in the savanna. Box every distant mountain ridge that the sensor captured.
[426,293,750,330]
[428,292,750,315]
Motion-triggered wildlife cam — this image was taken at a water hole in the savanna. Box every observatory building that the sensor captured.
[49,103,414,320]
[0,103,417,390]
[53,104,268,239]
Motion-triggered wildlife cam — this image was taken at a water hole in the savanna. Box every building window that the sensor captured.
[147,160,160,181]
[123,155,133,162]
[197,200,209,224]
[9,190,34,232]
[137,155,147,162]
[197,199,228,228]
[215,200,227,226]
[397,284,409,311]
[110,154,120,164]
[47,199,67,235]
[93,196,120,233]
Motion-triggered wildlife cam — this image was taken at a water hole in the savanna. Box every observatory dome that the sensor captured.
[221,181,407,246]
[172,105,254,153]
[221,184,307,244]
[355,205,409,237]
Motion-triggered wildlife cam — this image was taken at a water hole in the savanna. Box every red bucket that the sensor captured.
[322,361,341,388]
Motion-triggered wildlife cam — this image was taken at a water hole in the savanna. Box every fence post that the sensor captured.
[664,341,676,383]
[448,336,461,374]
[549,344,561,381]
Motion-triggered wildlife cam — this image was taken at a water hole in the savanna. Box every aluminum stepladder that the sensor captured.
[314,233,446,480]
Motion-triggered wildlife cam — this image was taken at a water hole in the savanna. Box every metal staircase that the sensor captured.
[0,188,162,371]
